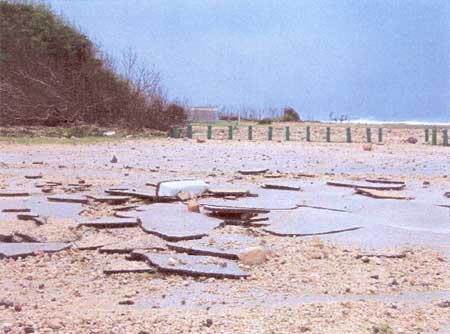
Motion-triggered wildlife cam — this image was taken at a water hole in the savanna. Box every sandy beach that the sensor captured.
[0,135,449,334]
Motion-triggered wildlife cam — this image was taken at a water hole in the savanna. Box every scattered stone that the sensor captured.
[0,299,14,308]
[187,200,200,213]
[406,137,418,144]
[24,326,35,333]
[362,144,373,151]
[118,300,134,305]
[25,174,43,179]
[238,246,268,265]
[437,301,450,308]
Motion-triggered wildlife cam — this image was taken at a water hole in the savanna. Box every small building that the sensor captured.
[188,107,219,123]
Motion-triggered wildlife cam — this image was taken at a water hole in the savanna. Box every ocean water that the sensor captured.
[345,119,450,126]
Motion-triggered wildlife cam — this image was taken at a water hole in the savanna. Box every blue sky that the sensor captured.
[47,0,449,122]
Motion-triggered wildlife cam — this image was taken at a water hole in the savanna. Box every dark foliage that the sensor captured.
[282,107,301,122]
[0,1,185,130]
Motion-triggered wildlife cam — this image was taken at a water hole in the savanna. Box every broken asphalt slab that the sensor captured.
[237,168,269,175]
[99,235,167,254]
[203,204,270,215]
[327,180,406,191]
[104,188,177,202]
[261,182,302,191]
[0,242,70,258]
[134,252,249,279]
[138,204,222,241]
[167,234,262,260]
[365,178,405,185]
[47,194,89,204]
[264,208,361,237]
[355,188,414,200]
[78,217,138,229]
[103,260,156,275]
[0,190,30,197]
[85,195,130,204]
[206,187,254,198]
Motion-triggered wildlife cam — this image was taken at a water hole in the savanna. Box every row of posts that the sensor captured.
[175,125,449,146]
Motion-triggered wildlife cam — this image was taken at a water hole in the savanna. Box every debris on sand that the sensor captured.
[238,168,269,175]
[362,144,373,151]
[134,252,249,279]
[261,182,302,191]
[355,251,407,259]
[355,188,413,200]
[25,174,43,179]
[406,137,418,144]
